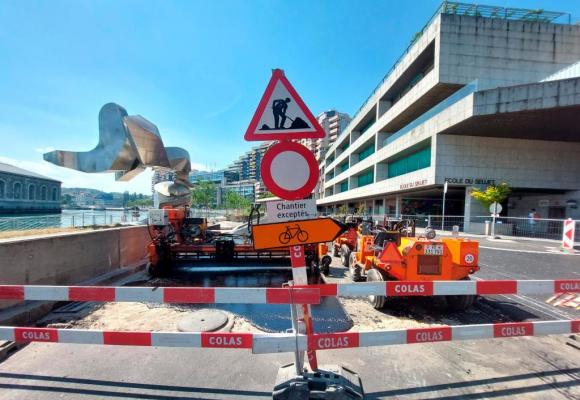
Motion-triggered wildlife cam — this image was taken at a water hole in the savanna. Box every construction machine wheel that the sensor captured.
[446,294,476,311]
[349,253,364,282]
[366,269,386,309]
[320,255,332,275]
[340,244,351,267]
[446,277,476,311]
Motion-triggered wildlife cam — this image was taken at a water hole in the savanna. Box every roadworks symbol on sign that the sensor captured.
[245,69,325,141]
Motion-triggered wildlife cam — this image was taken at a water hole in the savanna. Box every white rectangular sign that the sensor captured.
[265,199,317,222]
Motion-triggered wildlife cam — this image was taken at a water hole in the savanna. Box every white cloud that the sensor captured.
[190,162,209,172]
[33,147,55,154]
[0,156,154,194]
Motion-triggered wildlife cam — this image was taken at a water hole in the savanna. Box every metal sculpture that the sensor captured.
[43,103,192,206]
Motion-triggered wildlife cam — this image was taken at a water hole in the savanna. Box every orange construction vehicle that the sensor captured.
[147,205,331,277]
[348,219,479,310]
[332,215,362,268]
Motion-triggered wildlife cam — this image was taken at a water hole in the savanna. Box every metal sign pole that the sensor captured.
[288,298,304,375]
[491,203,497,237]
[441,181,448,231]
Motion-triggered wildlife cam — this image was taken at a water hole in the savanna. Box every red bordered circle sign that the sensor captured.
[260,141,319,200]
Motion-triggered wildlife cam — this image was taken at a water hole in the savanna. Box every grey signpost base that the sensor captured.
[272,282,364,400]
[273,363,364,399]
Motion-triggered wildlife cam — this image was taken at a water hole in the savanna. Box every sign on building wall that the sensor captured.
[444,177,496,185]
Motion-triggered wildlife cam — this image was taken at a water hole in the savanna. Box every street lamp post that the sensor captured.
[441,181,448,231]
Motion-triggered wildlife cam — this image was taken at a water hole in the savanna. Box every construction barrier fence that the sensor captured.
[1,279,578,303]
[0,320,577,353]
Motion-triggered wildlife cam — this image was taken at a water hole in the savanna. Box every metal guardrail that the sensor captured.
[0,209,235,232]
[0,211,147,232]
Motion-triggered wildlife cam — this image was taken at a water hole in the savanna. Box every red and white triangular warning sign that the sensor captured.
[245,69,325,141]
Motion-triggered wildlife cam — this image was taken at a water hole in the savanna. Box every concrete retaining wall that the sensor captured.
[0,226,149,309]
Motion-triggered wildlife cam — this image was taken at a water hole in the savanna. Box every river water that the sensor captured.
[0,209,148,231]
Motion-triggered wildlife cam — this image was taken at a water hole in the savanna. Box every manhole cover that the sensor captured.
[177,309,229,332]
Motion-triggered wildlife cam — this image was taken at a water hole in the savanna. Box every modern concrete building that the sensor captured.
[317,2,580,222]
[227,142,272,197]
[301,110,351,161]
[188,169,250,206]
[0,162,61,214]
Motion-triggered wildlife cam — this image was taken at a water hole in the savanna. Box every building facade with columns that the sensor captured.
[317,2,580,223]
[0,162,61,214]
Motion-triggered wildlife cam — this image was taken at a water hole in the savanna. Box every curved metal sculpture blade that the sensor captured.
[43,102,192,183]
[124,115,170,167]
[44,103,137,172]
[154,181,191,197]
[166,147,193,188]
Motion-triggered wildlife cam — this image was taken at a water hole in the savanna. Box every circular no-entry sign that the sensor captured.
[261,141,319,200]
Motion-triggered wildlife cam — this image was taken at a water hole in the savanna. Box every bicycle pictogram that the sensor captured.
[278,224,309,244]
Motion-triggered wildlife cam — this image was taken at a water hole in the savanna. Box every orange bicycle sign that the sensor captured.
[252,218,346,250]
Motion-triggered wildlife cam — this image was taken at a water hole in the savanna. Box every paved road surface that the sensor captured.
[0,239,578,399]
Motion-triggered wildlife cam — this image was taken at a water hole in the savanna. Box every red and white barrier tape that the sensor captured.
[0,286,320,305]
[304,279,580,297]
[0,280,577,304]
[0,319,577,353]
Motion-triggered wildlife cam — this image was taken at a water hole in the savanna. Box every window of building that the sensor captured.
[326,153,335,165]
[388,146,431,178]
[41,185,47,200]
[13,182,22,199]
[374,199,384,214]
[0,180,4,198]
[339,161,349,173]
[357,169,374,187]
[360,118,375,134]
[52,187,58,201]
[358,144,375,162]
[28,184,35,200]
[339,180,348,193]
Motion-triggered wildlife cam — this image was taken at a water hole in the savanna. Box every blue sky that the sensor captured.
[1,0,579,193]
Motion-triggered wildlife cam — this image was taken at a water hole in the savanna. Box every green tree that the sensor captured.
[127,197,153,208]
[122,191,130,207]
[224,190,251,211]
[258,191,274,199]
[470,183,511,209]
[355,203,367,215]
[61,193,73,206]
[190,180,216,208]
[337,204,347,215]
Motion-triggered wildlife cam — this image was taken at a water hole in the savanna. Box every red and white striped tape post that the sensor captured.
[562,218,576,251]
[289,245,318,371]
[0,285,320,305]
[1,319,577,353]
[301,279,580,298]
